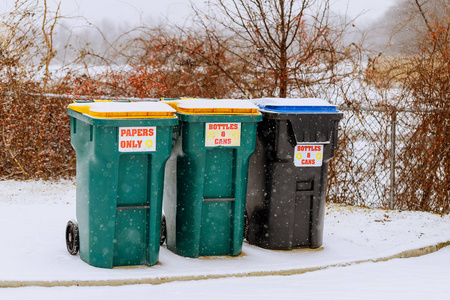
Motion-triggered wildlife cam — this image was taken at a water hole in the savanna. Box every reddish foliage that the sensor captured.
[0,93,74,179]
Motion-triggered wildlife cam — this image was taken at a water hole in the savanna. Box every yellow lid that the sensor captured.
[162,100,180,110]
[166,99,259,115]
[68,102,176,119]
[68,103,91,114]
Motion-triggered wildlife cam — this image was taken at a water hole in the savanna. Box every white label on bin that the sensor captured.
[294,144,323,167]
[205,123,241,147]
[118,127,156,152]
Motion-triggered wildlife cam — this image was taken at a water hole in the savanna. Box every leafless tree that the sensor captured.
[190,0,354,98]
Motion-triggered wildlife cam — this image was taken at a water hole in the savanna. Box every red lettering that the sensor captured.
[120,129,126,137]
[131,129,137,136]
[301,159,316,165]
[148,128,154,136]
[137,140,142,148]
[214,138,232,145]
[208,123,239,131]
[137,129,143,136]
[120,141,126,148]
[297,145,322,152]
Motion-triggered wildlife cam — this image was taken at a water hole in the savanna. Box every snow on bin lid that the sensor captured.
[251,98,339,113]
[68,102,176,119]
[173,99,259,115]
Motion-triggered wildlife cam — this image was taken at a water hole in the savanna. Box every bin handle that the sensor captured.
[203,198,235,202]
[116,205,150,210]
[287,120,331,145]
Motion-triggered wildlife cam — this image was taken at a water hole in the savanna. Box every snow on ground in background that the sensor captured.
[0,179,449,284]
[2,246,450,300]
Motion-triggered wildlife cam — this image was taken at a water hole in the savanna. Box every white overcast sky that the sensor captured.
[1,0,398,27]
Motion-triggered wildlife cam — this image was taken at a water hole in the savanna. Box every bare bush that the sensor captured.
[355,0,450,213]
[394,20,450,213]
[0,94,74,179]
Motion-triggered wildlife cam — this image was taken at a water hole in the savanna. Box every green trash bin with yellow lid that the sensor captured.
[163,99,262,258]
[66,101,177,268]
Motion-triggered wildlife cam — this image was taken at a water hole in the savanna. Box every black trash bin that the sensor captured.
[246,98,343,250]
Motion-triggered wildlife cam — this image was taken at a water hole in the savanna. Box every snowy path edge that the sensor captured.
[3,241,450,288]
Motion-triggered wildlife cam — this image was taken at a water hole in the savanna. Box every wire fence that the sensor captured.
[1,93,448,213]
[328,106,450,213]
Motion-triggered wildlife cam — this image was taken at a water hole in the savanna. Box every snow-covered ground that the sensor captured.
[1,179,449,299]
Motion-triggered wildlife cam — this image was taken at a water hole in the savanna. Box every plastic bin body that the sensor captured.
[164,100,261,258]
[68,102,177,268]
[246,98,342,250]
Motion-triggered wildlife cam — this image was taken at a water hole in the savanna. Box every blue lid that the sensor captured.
[251,98,339,113]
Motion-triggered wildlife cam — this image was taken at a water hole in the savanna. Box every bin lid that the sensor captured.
[167,99,259,115]
[251,98,339,113]
[68,102,176,119]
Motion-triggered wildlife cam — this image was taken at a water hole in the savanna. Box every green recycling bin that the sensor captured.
[163,99,262,257]
[65,101,177,268]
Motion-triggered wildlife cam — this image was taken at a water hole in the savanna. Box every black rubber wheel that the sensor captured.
[243,210,249,241]
[160,215,167,245]
[66,220,79,255]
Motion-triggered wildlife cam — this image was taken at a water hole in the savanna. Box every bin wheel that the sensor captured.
[66,220,79,255]
[160,215,167,246]
[243,210,249,241]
